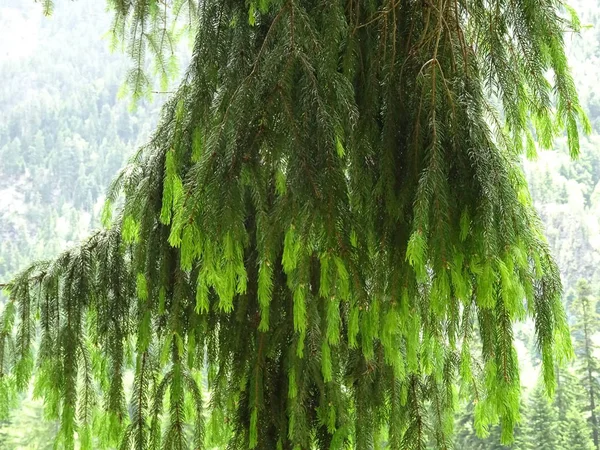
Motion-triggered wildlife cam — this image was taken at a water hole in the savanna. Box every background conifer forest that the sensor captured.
[2,0,600,448]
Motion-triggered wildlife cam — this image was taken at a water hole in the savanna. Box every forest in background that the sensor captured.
[0,2,167,446]
[0,0,165,285]
[1,0,600,448]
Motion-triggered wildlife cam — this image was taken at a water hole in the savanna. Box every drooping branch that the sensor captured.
[2,0,588,449]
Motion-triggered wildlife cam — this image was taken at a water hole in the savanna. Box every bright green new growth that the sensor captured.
[2,0,588,448]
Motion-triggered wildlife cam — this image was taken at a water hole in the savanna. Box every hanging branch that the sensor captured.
[1,1,588,449]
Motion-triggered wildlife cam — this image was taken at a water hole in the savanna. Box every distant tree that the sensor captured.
[29,130,46,164]
[524,382,559,450]
[557,183,569,204]
[555,367,584,419]
[1,138,24,174]
[560,406,596,450]
[571,279,600,449]
[0,397,58,449]
[554,367,595,450]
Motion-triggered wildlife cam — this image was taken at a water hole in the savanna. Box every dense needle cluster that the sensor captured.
[1,0,590,448]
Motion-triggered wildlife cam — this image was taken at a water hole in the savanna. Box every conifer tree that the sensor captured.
[524,382,559,450]
[571,279,600,449]
[560,406,595,450]
[0,396,58,449]
[555,367,579,418]
[553,367,594,450]
[0,0,588,448]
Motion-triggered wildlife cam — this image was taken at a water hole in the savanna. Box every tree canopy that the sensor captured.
[1,0,590,448]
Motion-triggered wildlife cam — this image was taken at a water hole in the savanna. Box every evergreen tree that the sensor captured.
[0,395,58,449]
[560,406,595,450]
[524,382,559,450]
[553,366,593,449]
[0,0,588,449]
[555,366,584,421]
[571,279,600,449]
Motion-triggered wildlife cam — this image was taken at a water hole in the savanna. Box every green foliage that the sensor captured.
[559,401,595,450]
[570,279,600,449]
[456,361,600,450]
[2,0,589,448]
[0,395,58,449]
[0,0,166,291]
[456,367,596,450]
[0,1,177,444]
[524,382,559,450]
[454,400,525,450]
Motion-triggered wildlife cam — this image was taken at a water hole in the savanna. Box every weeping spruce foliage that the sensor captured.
[1,0,591,448]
